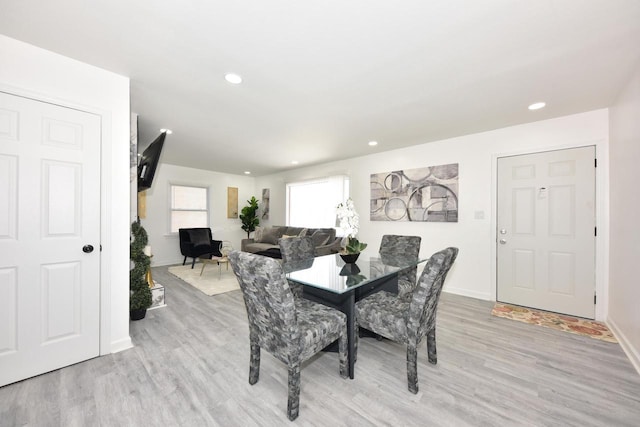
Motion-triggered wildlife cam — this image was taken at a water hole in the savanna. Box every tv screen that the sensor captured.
[137,132,166,192]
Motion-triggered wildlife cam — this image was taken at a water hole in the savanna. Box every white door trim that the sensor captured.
[0,82,122,355]
[490,139,609,321]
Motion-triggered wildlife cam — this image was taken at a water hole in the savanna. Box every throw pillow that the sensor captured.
[298,228,308,237]
[261,226,285,244]
[281,234,297,239]
[189,230,210,247]
[310,231,330,247]
[253,226,264,243]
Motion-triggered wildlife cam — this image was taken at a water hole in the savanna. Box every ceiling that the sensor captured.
[2,0,639,176]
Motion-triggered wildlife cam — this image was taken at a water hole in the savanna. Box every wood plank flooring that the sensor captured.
[1,265,639,426]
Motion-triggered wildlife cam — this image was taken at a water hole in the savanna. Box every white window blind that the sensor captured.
[286,175,349,228]
[170,184,209,232]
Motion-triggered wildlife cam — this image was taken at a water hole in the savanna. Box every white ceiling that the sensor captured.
[2,0,639,176]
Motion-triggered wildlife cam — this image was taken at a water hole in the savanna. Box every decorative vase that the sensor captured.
[130,308,147,321]
[340,253,360,264]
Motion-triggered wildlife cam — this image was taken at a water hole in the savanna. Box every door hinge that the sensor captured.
[594,293,597,304]
[594,158,597,167]
[594,227,597,236]
[100,244,103,252]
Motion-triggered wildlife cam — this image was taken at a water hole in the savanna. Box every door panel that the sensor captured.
[0,91,101,387]
[497,147,595,318]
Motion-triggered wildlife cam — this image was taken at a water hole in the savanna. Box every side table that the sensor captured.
[200,256,230,278]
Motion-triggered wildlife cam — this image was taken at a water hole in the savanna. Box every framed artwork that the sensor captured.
[227,187,238,218]
[370,163,458,222]
[261,188,270,220]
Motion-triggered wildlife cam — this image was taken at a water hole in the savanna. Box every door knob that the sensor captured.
[499,239,507,245]
[82,245,94,253]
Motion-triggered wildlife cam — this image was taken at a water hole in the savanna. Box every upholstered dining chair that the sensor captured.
[279,236,315,298]
[379,235,422,300]
[228,251,348,421]
[355,247,458,394]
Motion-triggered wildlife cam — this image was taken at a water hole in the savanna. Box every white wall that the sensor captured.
[608,65,640,373]
[0,35,132,354]
[140,163,255,266]
[256,110,610,311]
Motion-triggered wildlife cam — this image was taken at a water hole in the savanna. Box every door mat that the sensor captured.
[491,302,617,343]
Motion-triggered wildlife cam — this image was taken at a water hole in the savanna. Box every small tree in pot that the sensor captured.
[240,196,260,239]
[130,220,152,320]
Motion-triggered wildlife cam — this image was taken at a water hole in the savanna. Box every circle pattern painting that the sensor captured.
[370,164,458,222]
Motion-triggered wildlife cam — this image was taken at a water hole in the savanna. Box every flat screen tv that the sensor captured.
[137,132,166,192]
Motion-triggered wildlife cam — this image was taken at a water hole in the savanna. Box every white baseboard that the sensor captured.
[110,336,133,354]
[607,317,640,376]
[444,286,492,301]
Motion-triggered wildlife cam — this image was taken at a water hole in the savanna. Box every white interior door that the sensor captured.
[0,91,101,387]
[496,147,596,319]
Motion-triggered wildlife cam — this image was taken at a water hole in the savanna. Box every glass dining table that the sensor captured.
[285,252,428,379]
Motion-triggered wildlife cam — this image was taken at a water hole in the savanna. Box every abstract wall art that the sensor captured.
[261,188,270,220]
[370,163,459,222]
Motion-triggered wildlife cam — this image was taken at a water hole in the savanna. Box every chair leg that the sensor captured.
[182,256,187,265]
[427,328,437,365]
[339,322,348,378]
[407,344,419,394]
[249,341,260,385]
[287,363,301,421]
[191,257,196,269]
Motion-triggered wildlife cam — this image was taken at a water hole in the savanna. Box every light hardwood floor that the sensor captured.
[2,265,639,426]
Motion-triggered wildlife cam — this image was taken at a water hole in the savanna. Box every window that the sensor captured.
[286,175,349,229]
[170,184,209,232]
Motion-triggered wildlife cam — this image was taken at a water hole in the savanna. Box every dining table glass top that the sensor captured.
[285,252,427,294]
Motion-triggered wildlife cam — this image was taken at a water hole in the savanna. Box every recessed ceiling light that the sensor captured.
[225,73,243,84]
[291,160,299,165]
[160,128,173,134]
[368,141,378,146]
[528,102,546,110]
[244,171,251,175]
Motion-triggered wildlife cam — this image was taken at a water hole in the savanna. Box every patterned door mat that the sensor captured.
[491,302,617,343]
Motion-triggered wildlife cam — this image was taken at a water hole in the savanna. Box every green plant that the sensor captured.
[240,196,260,239]
[130,220,152,311]
[343,237,367,254]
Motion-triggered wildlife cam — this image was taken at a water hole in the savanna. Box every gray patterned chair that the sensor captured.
[278,236,315,298]
[228,250,348,421]
[379,235,422,300]
[355,247,458,394]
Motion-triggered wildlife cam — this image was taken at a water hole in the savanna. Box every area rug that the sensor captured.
[491,302,617,343]
[168,264,240,296]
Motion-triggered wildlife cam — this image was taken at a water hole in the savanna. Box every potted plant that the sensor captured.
[240,196,260,239]
[336,198,367,263]
[130,219,152,320]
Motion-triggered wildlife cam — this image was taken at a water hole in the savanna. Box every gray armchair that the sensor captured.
[228,251,348,421]
[355,247,458,393]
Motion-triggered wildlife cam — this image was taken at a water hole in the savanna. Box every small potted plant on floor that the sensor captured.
[130,219,152,320]
[240,196,260,239]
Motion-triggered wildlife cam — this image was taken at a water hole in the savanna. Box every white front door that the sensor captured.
[0,91,101,387]
[496,147,596,318]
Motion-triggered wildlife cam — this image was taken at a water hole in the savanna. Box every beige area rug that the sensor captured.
[168,264,240,296]
[492,302,617,343]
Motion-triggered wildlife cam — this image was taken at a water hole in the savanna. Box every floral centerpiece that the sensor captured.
[336,198,367,261]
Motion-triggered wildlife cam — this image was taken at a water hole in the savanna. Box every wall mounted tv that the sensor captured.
[137,132,167,192]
